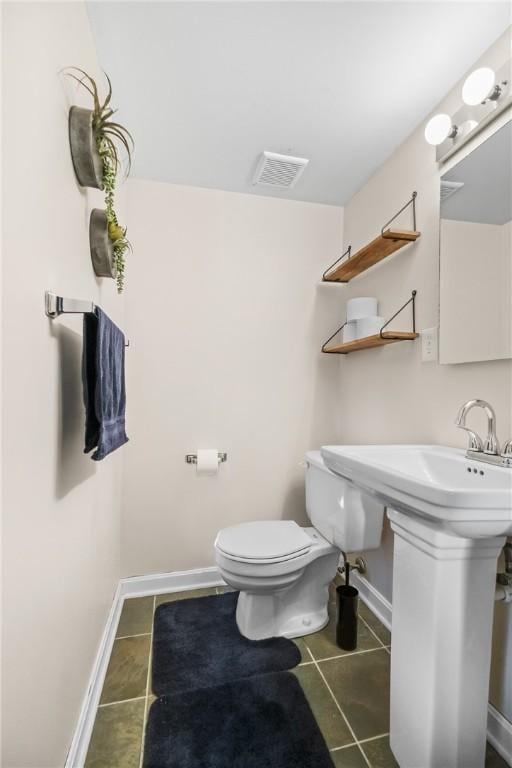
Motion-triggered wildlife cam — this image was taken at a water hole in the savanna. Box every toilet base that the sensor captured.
[235,545,339,640]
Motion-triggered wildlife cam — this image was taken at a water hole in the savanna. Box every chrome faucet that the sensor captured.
[456,399,499,454]
[455,399,512,467]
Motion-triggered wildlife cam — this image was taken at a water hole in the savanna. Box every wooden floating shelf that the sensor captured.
[323,331,419,355]
[323,229,421,283]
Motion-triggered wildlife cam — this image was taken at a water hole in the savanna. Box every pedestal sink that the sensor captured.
[321,445,512,768]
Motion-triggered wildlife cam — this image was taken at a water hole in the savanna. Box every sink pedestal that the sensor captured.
[388,508,505,768]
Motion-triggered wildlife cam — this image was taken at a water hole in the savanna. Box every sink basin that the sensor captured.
[321,444,512,538]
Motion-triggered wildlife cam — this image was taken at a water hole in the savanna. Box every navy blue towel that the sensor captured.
[82,307,129,461]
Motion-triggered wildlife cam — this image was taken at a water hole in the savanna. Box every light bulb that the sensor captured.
[462,67,495,106]
[424,114,453,146]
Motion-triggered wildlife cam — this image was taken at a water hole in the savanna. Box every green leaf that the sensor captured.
[65,72,95,101]
[65,67,101,115]
[102,71,113,111]
[104,121,135,147]
[103,128,132,172]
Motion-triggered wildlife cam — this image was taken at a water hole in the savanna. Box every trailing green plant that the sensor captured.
[101,134,132,292]
[66,67,134,292]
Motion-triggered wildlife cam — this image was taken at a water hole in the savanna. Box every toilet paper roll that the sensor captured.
[196,449,219,475]
[356,316,385,339]
[343,321,358,343]
[346,297,378,322]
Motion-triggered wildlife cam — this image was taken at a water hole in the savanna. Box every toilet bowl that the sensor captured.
[216,521,338,640]
[215,450,385,641]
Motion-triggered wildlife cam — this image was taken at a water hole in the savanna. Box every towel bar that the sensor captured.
[45,291,130,347]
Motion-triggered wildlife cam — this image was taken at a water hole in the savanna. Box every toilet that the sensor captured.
[215,450,385,640]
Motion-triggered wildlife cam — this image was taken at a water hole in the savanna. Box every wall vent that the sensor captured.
[253,151,309,189]
[440,180,464,203]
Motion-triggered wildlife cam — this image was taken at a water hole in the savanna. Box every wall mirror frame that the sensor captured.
[439,119,512,365]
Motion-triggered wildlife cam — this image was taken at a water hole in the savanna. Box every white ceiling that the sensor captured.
[87,2,511,205]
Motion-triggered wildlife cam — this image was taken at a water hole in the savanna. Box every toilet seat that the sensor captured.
[215,520,312,565]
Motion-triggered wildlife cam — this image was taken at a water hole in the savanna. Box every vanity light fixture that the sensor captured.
[462,67,501,106]
[424,54,511,163]
[424,113,457,146]
[458,119,478,138]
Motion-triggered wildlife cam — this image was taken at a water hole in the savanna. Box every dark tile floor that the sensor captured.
[85,584,508,768]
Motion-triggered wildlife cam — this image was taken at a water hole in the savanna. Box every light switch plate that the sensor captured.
[421,327,438,362]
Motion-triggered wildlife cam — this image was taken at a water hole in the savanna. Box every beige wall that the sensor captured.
[2,4,125,766]
[121,180,343,576]
[338,29,512,722]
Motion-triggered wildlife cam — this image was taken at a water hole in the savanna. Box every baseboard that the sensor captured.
[351,571,512,766]
[65,582,123,768]
[487,704,512,765]
[120,565,225,598]
[65,566,226,767]
[350,570,392,631]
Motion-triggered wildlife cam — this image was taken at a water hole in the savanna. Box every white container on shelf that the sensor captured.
[346,297,378,322]
[356,316,385,338]
[343,321,358,343]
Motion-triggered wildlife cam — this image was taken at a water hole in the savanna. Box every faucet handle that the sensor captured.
[458,426,484,452]
[455,404,484,451]
[484,433,500,456]
[502,440,512,458]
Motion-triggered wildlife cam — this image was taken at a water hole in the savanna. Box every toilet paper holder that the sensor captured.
[185,452,227,465]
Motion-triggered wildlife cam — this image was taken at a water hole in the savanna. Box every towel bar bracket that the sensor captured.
[45,291,94,319]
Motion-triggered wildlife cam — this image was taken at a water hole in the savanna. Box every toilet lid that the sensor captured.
[216,521,312,561]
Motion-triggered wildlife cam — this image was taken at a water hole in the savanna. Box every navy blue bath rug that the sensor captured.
[152,592,301,696]
[143,671,334,768]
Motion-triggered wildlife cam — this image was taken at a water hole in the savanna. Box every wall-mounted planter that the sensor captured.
[65,68,133,292]
[69,106,104,189]
[89,209,115,278]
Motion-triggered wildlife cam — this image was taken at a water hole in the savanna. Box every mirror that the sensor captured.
[439,121,512,364]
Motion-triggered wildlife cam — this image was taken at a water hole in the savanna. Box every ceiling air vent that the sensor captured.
[440,180,464,202]
[253,151,309,189]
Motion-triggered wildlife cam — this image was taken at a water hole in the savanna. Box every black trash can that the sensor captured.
[336,584,359,651]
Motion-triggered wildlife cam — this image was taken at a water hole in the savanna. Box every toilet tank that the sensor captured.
[305,451,384,552]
